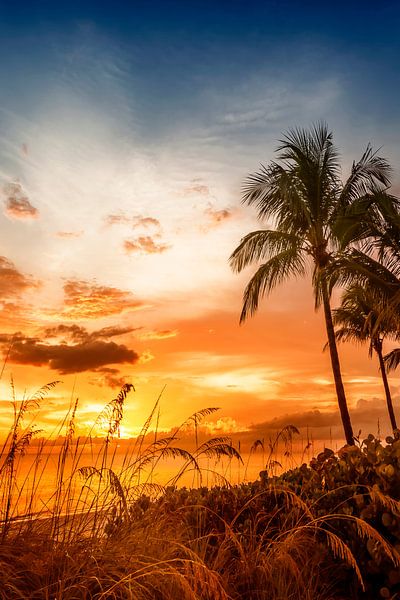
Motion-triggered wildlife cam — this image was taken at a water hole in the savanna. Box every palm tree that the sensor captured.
[230,123,393,446]
[333,285,399,432]
[331,195,400,328]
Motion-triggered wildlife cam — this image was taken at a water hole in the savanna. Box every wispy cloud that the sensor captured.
[43,323,138,342]
[133,216,160,228]
[138,329,178,341]
[59,280,146,319]
[90,366,131,389]
[180,183,211,197]
[55,230,84,239]
[105,213,161,230]
[124,236,170,255]
[2,182,39,220]
[0,256,39,297]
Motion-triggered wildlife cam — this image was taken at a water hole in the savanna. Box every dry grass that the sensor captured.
[0,498,344,600]
[0,382,397,599]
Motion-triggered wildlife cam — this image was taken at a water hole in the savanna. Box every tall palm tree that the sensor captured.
[230,124,393,446]
[333,285,399,432]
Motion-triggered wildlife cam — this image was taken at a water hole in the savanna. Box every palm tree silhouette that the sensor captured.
[230,123,392,445]
[333,285,399,432]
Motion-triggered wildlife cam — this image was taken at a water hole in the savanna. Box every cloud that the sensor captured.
[3,182,39,220]
[138,349,155,364]
[0,256,39,297]
[133,216,160,229]
[245,396,396,441]
[124,236,170,254]
[55,231,84,239]
[204,204,233,226]
[90,367,130,389]
[105,213,161,230]
[181,183,211,196]
[254,409,342,431]
[92,325,139,338]
[138,329,178,341]
[0,332,139,374]
[43,323,138,343]
[105,213,132,226]
[60,279,145,319]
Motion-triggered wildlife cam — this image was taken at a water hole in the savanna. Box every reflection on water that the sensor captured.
[1,436,340,519]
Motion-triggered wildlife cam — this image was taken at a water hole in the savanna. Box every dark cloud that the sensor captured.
[251,409,342,432]
[3,182,39,220]
[43,324,87,342]
[124,236,170,255]
[0,256,39,297]
[61,280,144,319]
[91,367,130,389]
[93,325,139,339]
[0,332,139,374]
[245,397,396,442]
[43,324,138,343]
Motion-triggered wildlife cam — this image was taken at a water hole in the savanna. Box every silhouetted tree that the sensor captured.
[230,124,393,445]
[334,285,399,432]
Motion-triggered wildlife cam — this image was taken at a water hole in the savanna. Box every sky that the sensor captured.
[0,0,400,443]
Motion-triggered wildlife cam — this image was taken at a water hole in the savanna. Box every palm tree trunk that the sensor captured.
[321,281,354,445]
[375,345,397,432]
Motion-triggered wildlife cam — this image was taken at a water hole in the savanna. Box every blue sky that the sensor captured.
[1,1,399,150]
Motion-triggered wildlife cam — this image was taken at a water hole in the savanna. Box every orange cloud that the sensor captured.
[133,216,160,229]
[3,182,39,220]
[105,213,131,226]
[139,329,178,340]
[204,204,233,226]
[182,183,210,196]
[61,280,145,319]
[124,236,170,254]
[138,349,155,364]
[105,213,161,230]
[0,256,39,297]
[55,231,84,239]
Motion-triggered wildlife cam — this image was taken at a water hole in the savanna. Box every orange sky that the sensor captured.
[0,226,398,444]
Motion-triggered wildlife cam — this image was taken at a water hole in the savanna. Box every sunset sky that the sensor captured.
[1,1,400,442]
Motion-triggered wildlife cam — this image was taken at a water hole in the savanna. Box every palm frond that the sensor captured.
[229,229,302,273]
[328,250,399,296]
[384,348,400,373]
[340,145,392,206]
[239,247,307,323]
